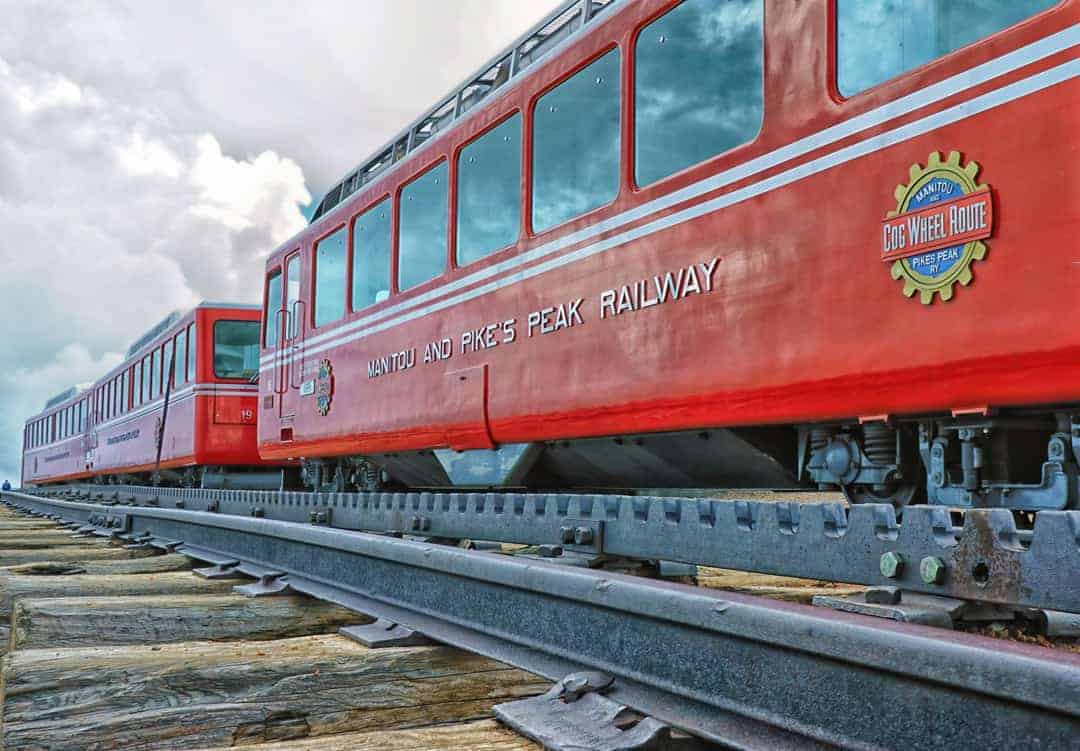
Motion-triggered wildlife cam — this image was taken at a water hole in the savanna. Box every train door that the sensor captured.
[83,391,98,473]
[277,250,304,420]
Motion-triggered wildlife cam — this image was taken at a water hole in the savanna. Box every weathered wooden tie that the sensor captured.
[191,719,539,750]
[2,552,194,576]
[0,544,155,567]
[1,634,548,750]
[0,571,235,619]
[10,593,370,650]
[0,531,106,549]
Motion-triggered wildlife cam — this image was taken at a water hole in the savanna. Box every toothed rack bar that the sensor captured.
[3,488,1078,750]
[25,484,1080,615]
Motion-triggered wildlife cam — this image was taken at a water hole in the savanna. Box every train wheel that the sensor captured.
[843,481,921,510]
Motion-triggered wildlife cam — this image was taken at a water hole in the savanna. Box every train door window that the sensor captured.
[532,48,621,233]
[264,270,283,347]
[214,320,261,380]
[285,255,301,340]
[837,0,1058,96]
[634,0,763,187]
[456,114,522,266]
[398,161,449,291]
[351,199,392,309]
[175,329,188,386]
[187,323,197,381]
[314,227,347,327]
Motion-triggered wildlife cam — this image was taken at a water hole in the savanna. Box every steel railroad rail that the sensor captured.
[4,488,1079,750]
[35,483,1080,615]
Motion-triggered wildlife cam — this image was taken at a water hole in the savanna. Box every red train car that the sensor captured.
[257,0,1079,510]
[21,303,281,489]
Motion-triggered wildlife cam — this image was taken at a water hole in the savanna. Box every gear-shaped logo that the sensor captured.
[881,151,993,304]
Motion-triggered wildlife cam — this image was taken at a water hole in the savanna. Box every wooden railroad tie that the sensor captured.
[0,505,548,751]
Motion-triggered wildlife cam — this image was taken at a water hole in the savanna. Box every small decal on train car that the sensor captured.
[299,379,315,397]
[315,359,334,416]
[882,151,992,304]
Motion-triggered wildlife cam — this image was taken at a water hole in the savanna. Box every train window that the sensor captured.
[264,270,282,347]
[837,0,1058,96]
[214,320,260,380]
[121,371,129,413]
[314,227,347,327]
[351,199,392,310]
[634,0,763,186]
[456,114,522,266]
[142,355,152,403]
[532,48,621,233]
[398,161,449,291]
[151,348,161,400]
[187,323,197,381]
[175,330,187,386]
[285,255,301,340]
[134,363,142,407]
[163,338,174,392]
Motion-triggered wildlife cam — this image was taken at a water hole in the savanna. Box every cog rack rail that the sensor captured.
[4,488,1078,750]
[34,483,1080,615]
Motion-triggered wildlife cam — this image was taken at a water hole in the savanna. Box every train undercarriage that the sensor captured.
[298,409,1080,512]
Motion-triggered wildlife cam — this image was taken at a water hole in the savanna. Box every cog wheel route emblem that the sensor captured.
[881,151,993,304]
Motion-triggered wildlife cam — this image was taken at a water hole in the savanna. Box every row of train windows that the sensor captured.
[25,320,262,449]
[276,0,764,338]
[278,0,1055,339]
[24,324,197,449]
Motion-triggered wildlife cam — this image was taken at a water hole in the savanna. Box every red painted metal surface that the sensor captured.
[241,0,1075,461]
[21,305,269,485]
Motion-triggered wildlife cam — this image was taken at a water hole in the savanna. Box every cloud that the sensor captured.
[0,0,556,483]
[0,55,309,481]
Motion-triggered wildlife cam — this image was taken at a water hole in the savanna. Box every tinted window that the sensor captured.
[151,349,161,399]
[837,0,1057,95]
[352,199,392,309]
[187,323,197,381]
[635,0,762,186]
[285,255,301,340]
[142,356,152,403]
[174,329,187,387]
[163,339,174,392]
[214,320,260,380]
[532,49,621,232]
[457,114,522,265]
[264,271,282,347]
[121,371,129,413]
[133,363,142,407]
[398,161,449,291]
[314,228,347,327]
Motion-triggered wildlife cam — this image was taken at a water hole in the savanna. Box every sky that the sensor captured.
[0,0,555,483]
